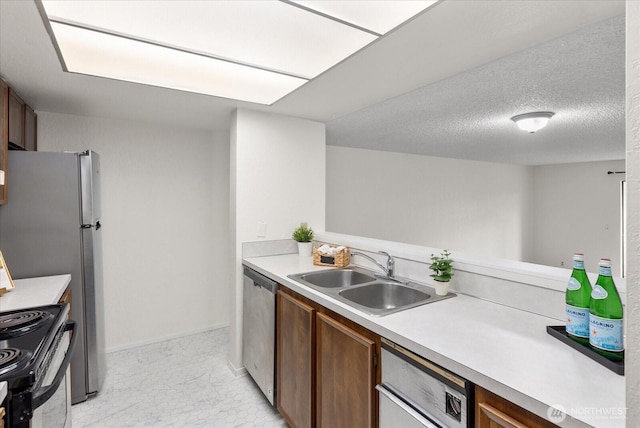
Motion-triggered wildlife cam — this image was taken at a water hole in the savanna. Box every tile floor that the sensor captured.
[71,327,287,427]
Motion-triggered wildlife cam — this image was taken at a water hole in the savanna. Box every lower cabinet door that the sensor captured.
[276,290,315,428]
[475,386,558,428]
[316,312,376,428]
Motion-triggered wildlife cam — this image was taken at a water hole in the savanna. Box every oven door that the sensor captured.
[11,321,76,428]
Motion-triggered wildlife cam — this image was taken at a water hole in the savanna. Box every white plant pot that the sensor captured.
[297,242,313,257]
[433,281,450,296]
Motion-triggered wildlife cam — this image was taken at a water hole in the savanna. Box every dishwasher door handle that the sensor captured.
[243,266,278,293]
[376,385,442,428]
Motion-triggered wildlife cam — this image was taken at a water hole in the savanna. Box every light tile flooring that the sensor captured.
[72,328,287,427]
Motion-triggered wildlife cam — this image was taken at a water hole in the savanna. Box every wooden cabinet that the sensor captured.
[8,88,25,150]
[58,287,72,319]
[0,80,8,205]
[475,386,558,428]
[24,105,37,151]
[0,78,38,205]
[276,287,379,428]
[3,82,37,152]
[316,312,376,428]
[277,290,316,428]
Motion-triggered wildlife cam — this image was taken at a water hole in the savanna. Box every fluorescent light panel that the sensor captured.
[292,1,438,34]
[51,22,307,105]
[41,1,377,79]
[40,0,437,104]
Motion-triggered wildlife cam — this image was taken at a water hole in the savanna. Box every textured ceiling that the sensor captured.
[326,15,625,166]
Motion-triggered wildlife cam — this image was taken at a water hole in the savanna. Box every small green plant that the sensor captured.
[292,224,314,242]
[429,250,454,282]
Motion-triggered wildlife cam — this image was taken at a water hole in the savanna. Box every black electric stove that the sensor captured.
[0,304,76,428]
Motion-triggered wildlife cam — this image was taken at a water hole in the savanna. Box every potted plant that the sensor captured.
[429,250,454,296]
[292,223,314,257]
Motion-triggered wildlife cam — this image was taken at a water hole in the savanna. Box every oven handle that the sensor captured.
[32,320,77,409]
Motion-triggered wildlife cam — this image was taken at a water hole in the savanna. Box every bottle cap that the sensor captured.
[598,258,612,267]
[573,253,584,261]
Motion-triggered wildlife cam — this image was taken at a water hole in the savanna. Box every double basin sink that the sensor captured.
[288,267,454,316]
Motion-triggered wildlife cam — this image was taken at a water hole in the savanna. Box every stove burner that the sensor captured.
[0,305,66,393]
[0,310,53,340]
[0,348,21,368]
[0,310,47,330]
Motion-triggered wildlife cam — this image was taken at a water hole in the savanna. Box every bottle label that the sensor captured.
[599,265,612,276]
[573,260,585,270]
[566,277,581,291]
[589,314,624,352]
[566,305,590,338]
[591,285,608,300]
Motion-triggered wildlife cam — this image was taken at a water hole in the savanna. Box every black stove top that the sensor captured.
[0,305,68,391]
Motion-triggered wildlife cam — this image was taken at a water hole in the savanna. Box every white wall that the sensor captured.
[326,146,624,272]
[37,112,230,351]
[532,160,625,275]
[626,0,640,424]
[326,146,535,261]
[229,108,325,370]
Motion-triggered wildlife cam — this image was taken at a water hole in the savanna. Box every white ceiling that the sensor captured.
[0,0,625,165]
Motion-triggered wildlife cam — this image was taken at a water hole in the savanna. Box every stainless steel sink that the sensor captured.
[338,281,430,309]
[294,269,375,288]
[288,267,454,316]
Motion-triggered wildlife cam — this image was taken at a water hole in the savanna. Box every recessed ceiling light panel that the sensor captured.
[51,22,307,105]
[38,0,438,104]
[292,0,438,34]
[41,0,377,79]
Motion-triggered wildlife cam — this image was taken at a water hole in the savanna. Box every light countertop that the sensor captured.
[0,274,71,312]
[243,254,625,428]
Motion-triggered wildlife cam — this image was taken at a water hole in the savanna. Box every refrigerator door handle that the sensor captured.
[81,222,101,230]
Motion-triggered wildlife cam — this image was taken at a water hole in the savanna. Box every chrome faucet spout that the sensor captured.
[351,251,395,279]
[378,251,394,278]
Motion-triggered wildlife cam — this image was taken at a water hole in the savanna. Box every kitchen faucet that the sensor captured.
[351,251,396,279]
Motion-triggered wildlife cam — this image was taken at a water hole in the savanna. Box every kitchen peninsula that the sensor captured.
[243,234,625,428]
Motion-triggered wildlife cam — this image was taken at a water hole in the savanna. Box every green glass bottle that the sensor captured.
[589,258,624,361]
[565,253,592,345]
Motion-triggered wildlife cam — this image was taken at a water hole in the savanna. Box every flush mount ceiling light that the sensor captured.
[36,0,438,105]
[510,111,555,133]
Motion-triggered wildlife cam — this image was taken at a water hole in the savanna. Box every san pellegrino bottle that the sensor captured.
[565,253,592,345]
[589,258,624,361]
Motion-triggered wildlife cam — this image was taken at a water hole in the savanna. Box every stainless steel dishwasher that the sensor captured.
[377,338,473,427]
[242,265,278,405]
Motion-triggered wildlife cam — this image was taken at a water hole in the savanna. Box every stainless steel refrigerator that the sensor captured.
[0,150,106,404]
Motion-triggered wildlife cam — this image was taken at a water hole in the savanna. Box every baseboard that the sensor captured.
[106,322,230,353]
[227,359,247,376]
